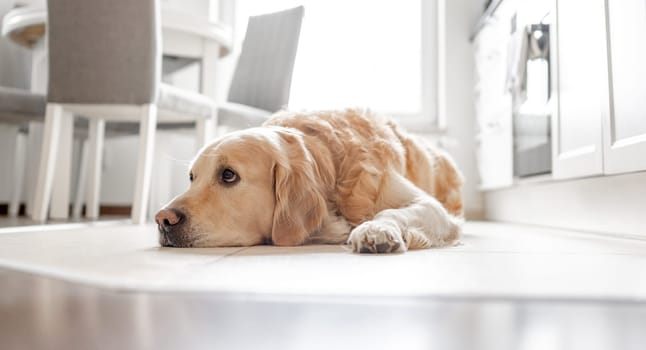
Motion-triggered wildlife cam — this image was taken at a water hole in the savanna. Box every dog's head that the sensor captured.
[155,127,328,247]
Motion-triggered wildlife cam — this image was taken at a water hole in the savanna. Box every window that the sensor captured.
[235,0,438,129]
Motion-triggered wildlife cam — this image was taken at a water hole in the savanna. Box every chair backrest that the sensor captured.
[227,6,304,112]
[47,0,161,104]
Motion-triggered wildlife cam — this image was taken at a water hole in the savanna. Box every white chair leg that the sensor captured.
[132,104,157,224]
[9,130,27,217]
[32,104,64,222]
[195,116,214,151]
[25,121,44,216]
[50,111,74,219]
[86,119,105,219]
[201,42,220,99]
[147,137,170,220]
[73,139,90,219]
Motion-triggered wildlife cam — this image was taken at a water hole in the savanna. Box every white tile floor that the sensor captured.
[0,221,645,301]
[1,220,646,350]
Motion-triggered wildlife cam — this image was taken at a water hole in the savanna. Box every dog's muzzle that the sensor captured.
[155,208,190,247]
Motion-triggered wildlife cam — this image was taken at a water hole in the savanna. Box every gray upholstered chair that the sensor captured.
[0,87,45,125]
[0,87,45,217]
[218,6,304,128]
[32,0,217,224]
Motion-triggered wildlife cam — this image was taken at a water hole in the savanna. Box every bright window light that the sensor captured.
[236,0,428,118]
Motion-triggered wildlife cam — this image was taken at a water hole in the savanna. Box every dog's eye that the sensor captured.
[220,168,238,184]
[189,172,194,182]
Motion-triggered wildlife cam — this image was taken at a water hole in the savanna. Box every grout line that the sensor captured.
[204,246,255,264]
[211,246,251,261]
[161,246,255,287]
[177,246,253,270]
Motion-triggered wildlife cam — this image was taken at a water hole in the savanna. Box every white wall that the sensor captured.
[438,0,486,218]
[484,172,646,237]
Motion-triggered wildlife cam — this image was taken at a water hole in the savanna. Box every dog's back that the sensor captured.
[265,108,463,217]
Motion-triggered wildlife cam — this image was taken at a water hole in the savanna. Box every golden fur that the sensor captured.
[156,108,463,253]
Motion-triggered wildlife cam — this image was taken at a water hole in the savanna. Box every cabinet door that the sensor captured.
[477,123,514,190]
[552,0,608,179]
[604,0,646,174]
[473,0,515,190]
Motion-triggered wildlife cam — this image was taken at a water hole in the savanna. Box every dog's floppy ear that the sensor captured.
[271,130,327,246]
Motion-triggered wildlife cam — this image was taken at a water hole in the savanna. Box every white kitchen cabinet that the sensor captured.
[475,0,646,190]
[551,0,608,179]
[603,0,646,174]
[476,123,514,190]
[473,0,515,189]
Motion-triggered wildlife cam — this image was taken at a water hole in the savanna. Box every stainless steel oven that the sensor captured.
[509,12,552,177]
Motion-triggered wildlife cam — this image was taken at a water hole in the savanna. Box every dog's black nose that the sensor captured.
[155,208,185,232]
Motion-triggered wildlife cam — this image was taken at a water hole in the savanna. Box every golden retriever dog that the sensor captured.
[155,108,463,253]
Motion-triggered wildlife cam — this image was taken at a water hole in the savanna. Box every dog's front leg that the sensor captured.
[347,172,462,253]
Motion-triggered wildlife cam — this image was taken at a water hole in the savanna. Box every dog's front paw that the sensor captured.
[347,220,407,254]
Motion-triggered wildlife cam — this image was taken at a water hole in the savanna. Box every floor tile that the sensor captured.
[0,221,644,301]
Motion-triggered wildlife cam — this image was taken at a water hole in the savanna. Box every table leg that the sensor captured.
[72,139,89,219]
[24,122,43,216]
[86,119,105,219]
[49,112,73,220]
[9,128,27,217]
[30,34,48,94]
[132,105,158,224]
[25,34,48,216]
